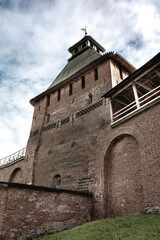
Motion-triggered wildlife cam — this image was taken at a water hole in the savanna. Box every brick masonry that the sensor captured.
[0,158,33,184]
[25,58,159,220]
[0,182,92,240]
[0,40,159,239]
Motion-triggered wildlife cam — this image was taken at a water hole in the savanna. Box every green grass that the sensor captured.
[34,214,160,240]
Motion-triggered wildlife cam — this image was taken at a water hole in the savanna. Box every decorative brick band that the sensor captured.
[32,100,104,135]
[42,122,57,132]
[61,116,70,125]
[76,99,103,118]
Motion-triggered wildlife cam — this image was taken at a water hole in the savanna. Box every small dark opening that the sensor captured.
[69,83,73,96]
[82,42,86,48]
[52,174,61,189]
[57,89,61,101]
[94,68,98,80]
[88,93,92,104]
[81,76,85,89]
[75,48,78,53]
[47,95,50,107]
[47,114,50,123]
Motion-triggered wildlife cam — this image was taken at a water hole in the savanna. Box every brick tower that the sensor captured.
[26,34,136,218]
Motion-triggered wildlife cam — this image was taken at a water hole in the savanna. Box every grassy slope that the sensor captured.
[34,214,160,240]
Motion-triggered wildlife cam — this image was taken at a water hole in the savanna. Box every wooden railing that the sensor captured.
[0,147,26,167]
[112,85,160,123]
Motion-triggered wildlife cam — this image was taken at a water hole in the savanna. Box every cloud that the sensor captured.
[0,0,160,158]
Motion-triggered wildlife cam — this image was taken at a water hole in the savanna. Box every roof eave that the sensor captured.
[102,52,160,98]
[68,35,105,53]
[30,52,136,106]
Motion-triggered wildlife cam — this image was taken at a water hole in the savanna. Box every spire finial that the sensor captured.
[81,26,87,36]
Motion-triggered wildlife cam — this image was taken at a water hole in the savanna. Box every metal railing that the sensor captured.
[0,147,26,167]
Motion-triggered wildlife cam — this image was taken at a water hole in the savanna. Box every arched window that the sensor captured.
[88,93,93,105]
[52,174,61,189]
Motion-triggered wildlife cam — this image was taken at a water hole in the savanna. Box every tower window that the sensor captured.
[88,93,92,104]
[52,174,61,189]
[94,68,98,80]
[47,95,50,107]
[82,42,86,48]
[81,76,85,89]
[47,113,50,123]
[69,83,73,96]
[57,89,61,101]
[90,42,93,48]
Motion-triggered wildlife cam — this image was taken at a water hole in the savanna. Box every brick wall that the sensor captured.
[0,55,159,230]
[26,59,113,191]
[95,102,160,218]
[0,182,92,240]
[25,57,160,220]
[0,158,33,184]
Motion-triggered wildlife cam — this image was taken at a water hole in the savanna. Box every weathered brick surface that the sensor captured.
[26,60,114,191]
[26,58,160,220]
[0,183,92,240]
[0,51,159,239]
[96,102,160,218]
[0,158,33,184]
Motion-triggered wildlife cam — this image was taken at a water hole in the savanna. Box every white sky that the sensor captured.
[0,0,160,158]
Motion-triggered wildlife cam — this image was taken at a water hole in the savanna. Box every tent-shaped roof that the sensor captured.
[48,35,105,89]
[30,35,136,106]
[48,47,101,89]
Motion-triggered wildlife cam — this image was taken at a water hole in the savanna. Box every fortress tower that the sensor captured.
[25,34,138,217]
[0,35,159,234]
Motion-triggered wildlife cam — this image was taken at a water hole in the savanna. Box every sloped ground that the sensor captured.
[34,213,160,240]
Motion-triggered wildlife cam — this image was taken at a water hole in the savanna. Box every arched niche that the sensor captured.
[104,134,144,217]
[9,167,24,183]
[52,174,61,189]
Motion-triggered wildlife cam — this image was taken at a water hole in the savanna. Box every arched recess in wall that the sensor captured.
[87,93,92,105]
[52,174,61,189]
[104,134,144,218]
[9,167,24,183]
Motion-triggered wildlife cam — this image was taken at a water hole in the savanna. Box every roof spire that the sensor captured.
[81,26,87,36]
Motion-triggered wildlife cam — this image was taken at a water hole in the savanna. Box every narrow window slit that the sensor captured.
[81,76,85,89]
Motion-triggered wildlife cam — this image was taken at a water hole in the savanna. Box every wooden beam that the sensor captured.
[114,99,128,106]
[109,98,114,123]
[122,94,133,103]
[132,83,140,108]
[136,87,143,96]
[148,79,157,88]
[135,81,152,91]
